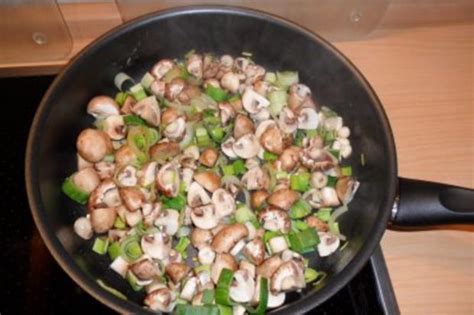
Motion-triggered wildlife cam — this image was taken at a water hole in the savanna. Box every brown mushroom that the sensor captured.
[88,179,121,210]
[258,207,291,233]
[149,141,180,162]
[120,95,136,115]
[256,255,283,278]
[177,85,201,104]
[241,167,270,191]
[164,117,186,140]
[90,207,117,233]
[131,259,159,281]
[260,126,285,155]
[94,161,115,179]
[336,176,359,204]
[220,72,240,93]
[271,260,305,293]
[144,288,176,312]
[191,228,213,249]
[115,145,137,168]
[161,108,181,126]
[211,223,248,253]
[233,114,255,139]
[165,78,186,101]
[300,148,337,172]
[243,238,265,265]
[186,54,203,79]
[151,59,175,80]
[166,262,190,283]
[193,171,221,193]
[76,129,113,163]
[278,107,298,134]
[267,189,299,211]
[278,146,301,172]
[203,54,220,79]
[119,187,145,212]
[218,102,236,126]
[250,190,269,209]
[71,167,101,194]
[305,216,329,232]
[199,148,219,167]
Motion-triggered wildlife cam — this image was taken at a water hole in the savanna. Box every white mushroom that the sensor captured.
[181,168,194,191]
[233,114,255,139]
[132,96,161,127]
[241,167,270,191]
[186,54,203,79]
[211,223,248,253]
[232,134,260,159]
[271,260,305,293]
[268,291,286,308]
[87,96,120,119]
[155,209,180,236]
[211,253,238,284]
[191,228,213,249]
[258,207,291,234]
[156,162,181,197]
[242,88,270,114]
[212,188,236,218]
[220,72,240,93]
[317,232,340,257]
[198,245,216,265]
[164,117,186,140]
[90,207,117,233]
[239,260,256,279]
[220,55,234,72]
[76,129,113,163]
[141,232,172,260]
[251,108,271,123]
[336,177,360,204]
[71,167,101,193]
[187,182,211,207]
[218,102,236,126]
[103,115,126,140]
[73,216,93,240]
[229,269,255,303]
[124,209,142,227]
[197,270,214,291]
[233,305,246,315]
[321,186,340,207]
[256,255,283,279]
[144,288,176,313]
[116,165,137,187]
[151,59,175,80]
[243,238,265,265]
[297,107,319,130]
[221,137,238,159]
[260,126,285,155]
[180,277,199,302]
[244,64,265,84]
[142,203,161,226]
[191,204,219,230]
[278,107,298,134]
[140,162,157,187]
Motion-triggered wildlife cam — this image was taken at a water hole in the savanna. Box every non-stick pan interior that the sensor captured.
[27,7,397,314]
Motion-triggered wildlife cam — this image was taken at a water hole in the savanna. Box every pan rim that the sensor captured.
[25,5,398,314]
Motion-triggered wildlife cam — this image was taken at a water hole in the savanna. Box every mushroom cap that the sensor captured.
[233,114,255,139]
[132,96,161,127]
[278,107,298,134]
[165,262,190,283]
[211,188,236,218]
[131,259,160,281]
[88,179,121,210]
[103,115,126,140]
[242,88,270,114]
[317,232,340,257]
[278,146,301,172]
[73,217,93,240]
[243,238,265,265]
[180,277,199,302]
[149,141,180,162]
[258,207,291,233]
[186,53,203,79]
[119,187,145,212]
[191,204,219,230]
[241,167,270,191]
[116,165,138,187]
[87,96,120,119]
[255,120,277,140]
[256,255,283,279]
[211,253,238,284]
[321,186,340,207]
[154,209,180,236]
[336,176,359,204]
[211,223,248,253]
[267,188,300,211]
[161,107,181,125]
[229,269,255,303]
[297,107,319,130]
[114,145,137,168]
[139,161,158,187]
[220,72,240,93]
[141,232,172,259]
[193,171,221,193]
[260,126,285,155]
[218,102,236,126]
[90,207,117,233]
[221,137,238,159]
[270,260,305,293]
[232,134,261,159]
[164,117,186,140]
[199,148,219,167]
[190,228,213,249]
[72,167,100,193]
[76,129,113,163]
[156,162,181,197]
[144,288,176,312]
[306,216,329,232]
[187,181,211,207]
[151,59,175,80]
[198,246,216,265]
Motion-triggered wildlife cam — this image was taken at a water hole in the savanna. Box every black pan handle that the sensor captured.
[390,177,474,229]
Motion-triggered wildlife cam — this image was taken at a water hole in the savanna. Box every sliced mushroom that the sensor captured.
[144,288,176,313]
[321,186,340,207]
[233,114,255,139]
[202,54,220,79]
[241,167,270,191]
[311,171,328,189]
[87,96,120,119]
[178,85,201,104]
[218,102,236,126]
[251,108,271,123]
[191,228,213,249]
[300,148,337,172]
[271,260,305,293]
[267,188,299,211]
[88,179,121,210]
[305,216,329,232]
[204,78,220,89]
[230,239,246,256]
[260,126,285,155]
[268,291,286,308]
[211,223,248,253]
[131,259,160,281]
[191,204,219,230]
[76,129,113,163]
[119,187,145,211]
[156,162,181,197]
[220,55,234,72]
[186,54,203,79]
[242,88,270,114]
[220,72,240,93]
[155,209,180,236]
[211,253,238,284]
[187,181,211,207]
[297,107,319,130]
[198,245,216,265]
[229,269,255,303]
[132,96,161,127]
[71,167,101,194]
[277,146,300,172]
[233,134,260,159]
[149,141,180,162]
[221,137,238,159]
[336,176,359,204]
[161,108,181,126]
[253,80,269,96]
[115,145,137,168]
[151,59,175,80]
[124,208,143,227]
[164,116,186,140]
[142,202,161,226]
[239,260,256,279]
[103,115,126,140]
[255,120,277,140]
[250,190,268,209]
[73,216,93,240]
[233,57,249,73]
[116,165,138,187]
[211,188,236,218]
[193,171,221,193]
[139,161,157,187]
[141,232,172,260]
[288,83,312,112]
[90,207,117,233]
[150,80,166,98]
[258,207,291,234]
[303,188,322,208]
[180,277,199,302]
[165,262,190,283]
[199,148,219,167]
[256,255,283,279]
[278,107,298,134]
[317,232,340,257]
[243,238,265,265]
[120,95,136,114]
[244,64,265,84]
[94,161,116,179]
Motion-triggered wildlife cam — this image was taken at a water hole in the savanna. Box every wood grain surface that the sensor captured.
[2,2,473,314]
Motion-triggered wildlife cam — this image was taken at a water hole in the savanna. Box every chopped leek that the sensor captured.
[205,85,228,102]
[202,289,215,305]
[293,220,309,231]
[246,277,268,315]
[341,166,353,176]
[327,176,338,188]
[264,72,276,83]
[263,151,278,162]
[276,71,299,88]
[221,164,234,176]
[62,177,89,205]
[161,195,186,211]
[215,268,234,306]
[92,237,109,255]
[120,236,143,262]
[140,72,155,89]
[289,199,311,219]
[304,267,319,283]
[232,159,246,176]
[123,114,146,126]
[290,172,310,192]
[268,90,287,116]
[108,241,121,260]
[175,236,190,257]
[235,205,257,224]
[288,228,320,253]
[114,216,126,229]
[208,127,225,142]
[174,304,220,315]
[129,83,147,101]
[115,91,129,106]
[97,279,127,300]
[126,270,143,291]
[316,208,332,222]
[195,126,212,148]
[306,129,318,138]
[294,130,305,147]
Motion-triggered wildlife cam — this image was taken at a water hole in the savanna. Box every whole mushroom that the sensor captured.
[90,207,117,233]
[71,167,101,194]
[76,129,113,163]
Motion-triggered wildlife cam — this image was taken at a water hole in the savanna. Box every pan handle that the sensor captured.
[389,178,474,229]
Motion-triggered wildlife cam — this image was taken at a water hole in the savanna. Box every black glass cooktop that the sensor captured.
[0,76,399,315]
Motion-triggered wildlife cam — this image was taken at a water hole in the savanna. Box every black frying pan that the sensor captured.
[25,6,474,314]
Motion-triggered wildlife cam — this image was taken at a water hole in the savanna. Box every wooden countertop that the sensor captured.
[4,3,473,314]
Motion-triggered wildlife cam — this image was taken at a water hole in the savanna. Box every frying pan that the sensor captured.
[25,6,474,314]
